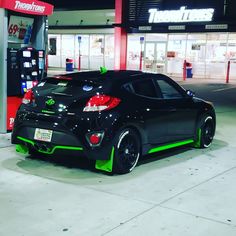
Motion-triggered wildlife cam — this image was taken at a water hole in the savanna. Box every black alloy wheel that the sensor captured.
[113,128,141,174]
[200,116,215,148]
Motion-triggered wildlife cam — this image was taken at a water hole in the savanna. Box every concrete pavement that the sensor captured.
[0,83,236,236]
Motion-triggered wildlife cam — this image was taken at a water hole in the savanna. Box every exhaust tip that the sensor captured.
[34,144,40,151]
[41,145,48,152]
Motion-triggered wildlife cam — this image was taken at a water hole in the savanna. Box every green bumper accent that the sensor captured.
[38,145,83,155]
[16,144,29,154]
[41,110,55,114]
[95,147,115,173]
[148,139,194,154]
[16,136,83,155]
[17,136,34,146]
[193,128,202,148]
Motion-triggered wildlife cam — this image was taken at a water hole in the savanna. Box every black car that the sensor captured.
[12,70,216,174]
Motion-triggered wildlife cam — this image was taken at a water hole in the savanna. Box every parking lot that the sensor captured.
[1,81,236,236]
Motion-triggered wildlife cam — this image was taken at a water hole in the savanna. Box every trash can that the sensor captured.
[186,62,193,78]
[66,58,74,71]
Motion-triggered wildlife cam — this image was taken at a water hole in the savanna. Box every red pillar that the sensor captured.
[114,0,127,70]
[183,60,186,81]
[139,50,143,71]
[226,61,230,83]
[45,54,48,72]
[78,55,81,71]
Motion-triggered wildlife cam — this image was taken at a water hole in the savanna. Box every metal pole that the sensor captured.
[139,43,143,71]
[0,9,7,133]
[78,42,81,71]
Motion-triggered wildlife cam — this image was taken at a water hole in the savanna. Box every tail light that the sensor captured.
[32,81,38,87]
[22,89,35,104]
[83,95,121,112]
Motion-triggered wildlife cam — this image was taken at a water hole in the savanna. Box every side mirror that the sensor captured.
[186,89,195,97]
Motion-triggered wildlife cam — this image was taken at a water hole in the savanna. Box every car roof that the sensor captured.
[49,70,145,83]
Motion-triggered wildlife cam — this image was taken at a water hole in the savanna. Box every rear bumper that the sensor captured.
[12,110,117,160]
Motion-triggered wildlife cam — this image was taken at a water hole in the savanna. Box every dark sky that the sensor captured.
[43,0,115,10]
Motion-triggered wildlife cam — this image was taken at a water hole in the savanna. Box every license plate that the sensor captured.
[34,128,53,142]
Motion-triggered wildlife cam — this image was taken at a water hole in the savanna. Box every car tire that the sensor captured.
[113,128,141,174]
[196,114,215,148]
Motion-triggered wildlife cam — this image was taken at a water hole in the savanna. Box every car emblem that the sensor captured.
[45,98,55,106]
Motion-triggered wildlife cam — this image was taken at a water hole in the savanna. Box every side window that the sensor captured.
[132,79,157,98]
[123,83,134,93]
[156,80,183,99]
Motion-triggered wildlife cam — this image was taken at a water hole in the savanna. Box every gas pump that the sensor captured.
[7,46,45,130]
[18,47,40,92]
[8,47,41,96]
[0,0,54,132]
[38,49,45,78]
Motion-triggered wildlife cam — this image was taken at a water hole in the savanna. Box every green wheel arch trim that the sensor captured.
[193,128,202,148]
[95,147,115,173]
[148,139,194,154]
[16,136,83,155]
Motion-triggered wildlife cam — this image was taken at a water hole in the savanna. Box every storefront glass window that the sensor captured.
[144,42,167,73]
[186,34,206,78]
[205,33,227,78]
[104,35,114,70]
[127,34,144,70]
[227,33,236,80]
[48,34,114,71]
[61,35,75,68]
[48,34,61,67]
[146,34,167,41]
[75,35,89,70]
[90,35,104,69]
[167,34,187,76]
[143,34,167,73]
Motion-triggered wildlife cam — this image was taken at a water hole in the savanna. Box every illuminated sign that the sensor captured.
[0,0,54,16]
[205,24,228,30]
[168,25,185,30]
[138,26,152,31]
[14,1,45,13]
[149,7,214,23]
[8,15,34,43]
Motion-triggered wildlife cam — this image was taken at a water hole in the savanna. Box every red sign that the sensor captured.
[8,15,34,43]
[0,0,54,16]
[7,96,22,131]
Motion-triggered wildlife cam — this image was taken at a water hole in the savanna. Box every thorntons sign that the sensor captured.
[0,0,53,15]
[15,1,45,13]
[149,6,214,23]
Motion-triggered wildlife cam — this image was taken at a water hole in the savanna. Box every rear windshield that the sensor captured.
[42,77,100,85]
[40,77,101,89]
[37,76,108,96]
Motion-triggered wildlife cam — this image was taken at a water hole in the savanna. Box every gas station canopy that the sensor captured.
[0,0,53,15]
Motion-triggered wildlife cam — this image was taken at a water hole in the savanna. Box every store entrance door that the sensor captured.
[144,42,166,73]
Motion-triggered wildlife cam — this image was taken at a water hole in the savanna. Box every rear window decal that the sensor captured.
[38,82,45,87]
[58,82,68,87]
[83,85,93,91]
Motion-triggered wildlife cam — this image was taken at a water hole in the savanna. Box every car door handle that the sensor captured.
[169,108,177,112]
